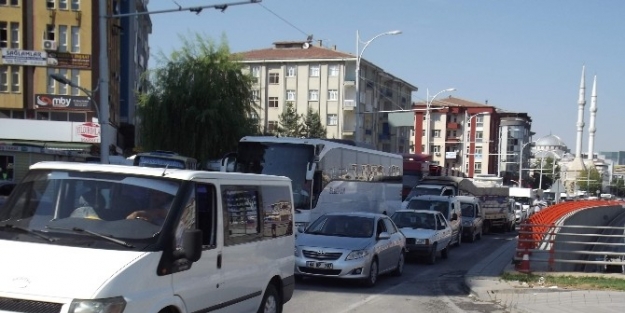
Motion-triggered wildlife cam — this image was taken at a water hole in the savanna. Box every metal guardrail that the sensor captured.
[514,223,625,273]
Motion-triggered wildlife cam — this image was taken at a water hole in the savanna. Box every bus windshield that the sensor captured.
[235,142,315,211]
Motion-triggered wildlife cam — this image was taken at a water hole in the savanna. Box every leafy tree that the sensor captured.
[576,167,602,194]
[137,33,259,163]
[530,156,560,189]
[277,102,303,137]
[302,107,326,138]
[610,178,625,197]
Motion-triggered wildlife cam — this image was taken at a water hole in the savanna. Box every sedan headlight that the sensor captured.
[345,250,369,260]
[68,296,126,313]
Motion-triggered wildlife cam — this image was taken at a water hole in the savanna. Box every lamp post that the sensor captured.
[461,112,486,175]
[535,149,559,190]
[424,88,456,155]
[355,29,402,143]
[50,73,106,163]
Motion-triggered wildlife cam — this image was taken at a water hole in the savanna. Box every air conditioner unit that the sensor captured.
[43,40,57,51]
[435,152,441,156]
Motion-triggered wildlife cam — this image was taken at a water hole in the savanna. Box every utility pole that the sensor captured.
[98,0,262,163]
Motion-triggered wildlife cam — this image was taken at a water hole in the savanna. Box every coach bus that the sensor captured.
[401,153,432,200]
[221,136,403,227]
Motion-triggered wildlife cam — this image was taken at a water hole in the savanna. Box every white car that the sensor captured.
[390,209,453,264]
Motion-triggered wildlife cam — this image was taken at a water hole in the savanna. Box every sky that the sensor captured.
[146,0,625,153]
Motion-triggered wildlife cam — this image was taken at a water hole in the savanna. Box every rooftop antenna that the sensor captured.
[162,164,169,177]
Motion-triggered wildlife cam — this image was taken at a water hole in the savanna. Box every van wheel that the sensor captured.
[441,245,449,259]
[454,232,462,247]
[258,284,281,313]
[363,259,379,287]
[427,244,437,265]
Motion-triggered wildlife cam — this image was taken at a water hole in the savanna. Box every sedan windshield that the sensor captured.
[306,215,374,238]
[0,169,180,249]
[407,199,449,217]
[391,211,436,230]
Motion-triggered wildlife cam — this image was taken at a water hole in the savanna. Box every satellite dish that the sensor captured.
[302,42,310,49]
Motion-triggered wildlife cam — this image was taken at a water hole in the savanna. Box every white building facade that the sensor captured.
[237,41,417,153]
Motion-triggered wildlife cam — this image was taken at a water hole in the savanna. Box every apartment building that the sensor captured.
[412,97,504,177]
[0,0,128,181]
[498,111,533,181]
[236,40,417,153]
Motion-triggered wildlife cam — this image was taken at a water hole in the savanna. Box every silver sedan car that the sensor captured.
[294,212,406,287]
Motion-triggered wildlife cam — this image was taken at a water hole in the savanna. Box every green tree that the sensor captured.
[577,167,602,193]
[530,156,560,189]
[137,33,259,163]
[610,177,625,197]
[302,107,326,138]
[277,102,303,137]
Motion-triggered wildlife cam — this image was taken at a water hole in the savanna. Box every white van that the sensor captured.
[0,162,295,313]
[403,195,463,247]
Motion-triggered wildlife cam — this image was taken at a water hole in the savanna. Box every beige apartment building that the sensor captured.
[237,40,417,153]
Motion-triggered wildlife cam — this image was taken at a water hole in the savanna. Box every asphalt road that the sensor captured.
[285,231,518,313]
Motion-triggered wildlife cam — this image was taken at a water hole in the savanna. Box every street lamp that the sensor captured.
[424,88,456,155]
[461,112,486,175]
[50,73,107,164]
[534,149,559,189]
[355,29,402,143]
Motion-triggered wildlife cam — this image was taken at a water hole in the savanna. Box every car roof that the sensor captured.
[455,195,479,202]
[409,195,453,201]
[28,161,292,182]
[323,212,385,218]
[393,209,440,215]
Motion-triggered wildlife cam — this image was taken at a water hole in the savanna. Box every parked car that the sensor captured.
[391,209,452,264]
[457,196,484,242]
[0,181,16,207]
[295,212,406,287]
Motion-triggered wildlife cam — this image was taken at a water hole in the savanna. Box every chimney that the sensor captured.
[574,65,586,159]
[317,40,323,47]
[333,45,337,50]
[587,75,597,161]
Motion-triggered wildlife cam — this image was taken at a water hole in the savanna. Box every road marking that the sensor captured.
[336,268,434,313]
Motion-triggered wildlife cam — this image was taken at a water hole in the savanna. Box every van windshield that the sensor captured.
[405,185,444,199]
[0,169,181,249]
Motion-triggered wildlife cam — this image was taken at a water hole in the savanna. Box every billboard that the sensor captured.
[35,94,92,111]
[1,48,48,66]
[46,52,91,69]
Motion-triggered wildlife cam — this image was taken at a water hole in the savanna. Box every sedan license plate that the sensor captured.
[306,261,333,269]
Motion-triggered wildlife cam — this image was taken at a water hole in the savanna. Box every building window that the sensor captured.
[0,22,7,48]
[71,0,79,10]
[474,162,482,174]
[0,66,8,92]
[329,64,339,77]
[308,90,319,101]
[328,89,338,101]
[251,66,260,77]
[70,69,79,96]
[10,22,19,48]
[44,24,55,41]
[268,97,278,108]
[269,72,279,84]
[58,69,68,94]
[58,25,67,52]
[68,112,86,122]
[71,26,79,52]
[475,131,483,142]
[286,66,296,77]
[475,147,483,159]
[432,129,441,138]
[251,90,260,101]
[46,0,55,9]
[59,0,67,9]
[286,90,295,101]
[327,114,337,126]
[10,66,18,93]
[46,67,55,93]
[309,65,320,77]
[476,115,484,127]
[431,145,441,153]
[267,121,278,133]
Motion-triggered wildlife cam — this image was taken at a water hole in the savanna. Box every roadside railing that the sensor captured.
[514,200,625,274]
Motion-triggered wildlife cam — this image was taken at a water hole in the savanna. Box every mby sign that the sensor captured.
[75,122,100,143]
[35,94,91,110]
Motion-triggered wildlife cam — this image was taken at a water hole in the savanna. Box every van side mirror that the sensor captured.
[182,229,203,263]
[297,226,305,233]
[451,213,458,221]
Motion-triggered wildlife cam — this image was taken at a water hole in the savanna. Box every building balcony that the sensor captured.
[447,122,460,130]
[343,100,356,110]
[445,137,461,143]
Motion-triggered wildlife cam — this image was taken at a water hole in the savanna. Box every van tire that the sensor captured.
[258,284,281,313]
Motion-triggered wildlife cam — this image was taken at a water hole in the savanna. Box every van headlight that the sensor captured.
[346,250,369,260]
[69,296,126,313]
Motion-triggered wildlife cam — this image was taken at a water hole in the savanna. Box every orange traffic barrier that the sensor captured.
[516,249,531,273]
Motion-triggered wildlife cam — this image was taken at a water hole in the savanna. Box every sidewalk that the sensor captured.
[464,239,625,313]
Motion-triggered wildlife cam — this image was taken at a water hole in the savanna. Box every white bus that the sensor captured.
[221,136,402,227]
